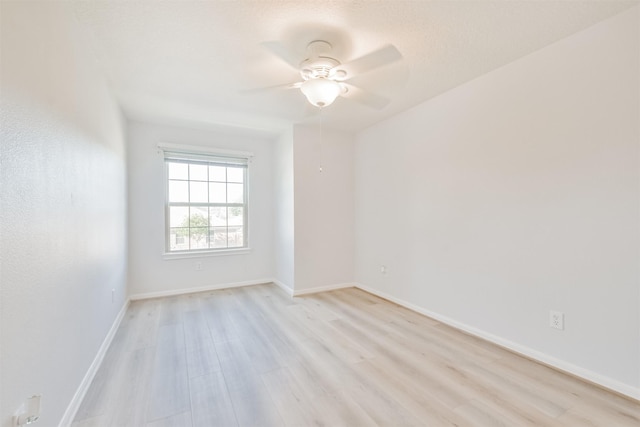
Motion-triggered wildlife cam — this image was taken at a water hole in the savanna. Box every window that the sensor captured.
[163,148,249,253]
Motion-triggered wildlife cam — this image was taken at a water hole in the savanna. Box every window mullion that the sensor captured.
[225,167,229,248]
[187,164,191,250]
[207,161,211,249]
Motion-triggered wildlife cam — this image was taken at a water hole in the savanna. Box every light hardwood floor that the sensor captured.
[72,284,640,426]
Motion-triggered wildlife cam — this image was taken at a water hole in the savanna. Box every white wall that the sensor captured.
[293,125,355,292]
[0,2,128,426]
[355,6,639,397]
[127,121,275,297]
[273,129,295,291]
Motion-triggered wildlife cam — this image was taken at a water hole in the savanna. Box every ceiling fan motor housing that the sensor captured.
[300,40,342,80]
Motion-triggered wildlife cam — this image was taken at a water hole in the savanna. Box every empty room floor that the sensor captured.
[72,284,639,426]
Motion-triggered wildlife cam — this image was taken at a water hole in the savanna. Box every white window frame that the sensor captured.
[159,143,252,257]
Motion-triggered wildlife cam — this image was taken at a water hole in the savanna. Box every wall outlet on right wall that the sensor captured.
[549,310,564,330]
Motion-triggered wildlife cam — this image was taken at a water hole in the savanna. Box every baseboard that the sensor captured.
[129,278,274,301]
[292,282,356,296]
[355,282,640,401]
[58,299,130,427]
[272,278,294,296]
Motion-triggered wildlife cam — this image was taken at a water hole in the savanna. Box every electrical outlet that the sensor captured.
[380,265,387,275]
[549,310,564,330]
[111,288,115,303]
[195,262,202,271]
[13,395,41,426]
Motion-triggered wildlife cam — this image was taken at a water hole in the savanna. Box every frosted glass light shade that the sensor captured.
[300,78,341,108]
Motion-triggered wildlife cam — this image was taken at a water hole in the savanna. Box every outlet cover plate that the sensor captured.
[550,310,564,330]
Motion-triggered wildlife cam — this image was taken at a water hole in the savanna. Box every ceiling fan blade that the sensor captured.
[260,41,300,70]
[341,83,390,110]
[240,81,302,94]
[336,44,402,77]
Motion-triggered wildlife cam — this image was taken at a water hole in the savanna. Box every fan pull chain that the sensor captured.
[319,107,324,173]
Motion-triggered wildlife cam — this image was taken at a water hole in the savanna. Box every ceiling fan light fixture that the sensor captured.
[300,78,341,108]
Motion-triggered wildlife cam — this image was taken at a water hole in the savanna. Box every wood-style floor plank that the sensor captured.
[227,379,284,427]
[145,323,189,422]
[145,411,192,427]
[189,372,237,426]
[261,367,324,426]
[72,284,640,426]
[105,346,155,427]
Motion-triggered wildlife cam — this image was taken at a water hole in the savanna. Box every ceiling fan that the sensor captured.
[257,39,403,109]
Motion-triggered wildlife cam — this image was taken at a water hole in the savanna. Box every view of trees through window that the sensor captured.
[166,159,247,252]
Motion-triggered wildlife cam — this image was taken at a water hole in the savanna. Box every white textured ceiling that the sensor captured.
[73,0,637,135]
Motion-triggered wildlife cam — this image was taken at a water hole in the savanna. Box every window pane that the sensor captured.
[210,227,227,248]
[190,163,208,181]
[209,207,227,226]
[169,228,189,251]
[228,226,243,248]
[166,156,247,253]
[209,166,226,182]
[189,206,208,227]
[227,183,243,203]
[190,181,208,203]
[168,162,188,180]
[169,206,189,227]
[227,167,243,183]
[190,227,209,249]
[169,180,189,202]
[209,182,226,203]
[228,207,243,226]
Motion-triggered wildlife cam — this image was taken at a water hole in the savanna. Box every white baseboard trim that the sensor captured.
[129,278,274,301]
[355,282,640,401]
[272,278,294,296]
[292,282,356,296]
[58,299,130,427]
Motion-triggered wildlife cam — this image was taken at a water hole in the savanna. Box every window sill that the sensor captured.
[163,248,251,260]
